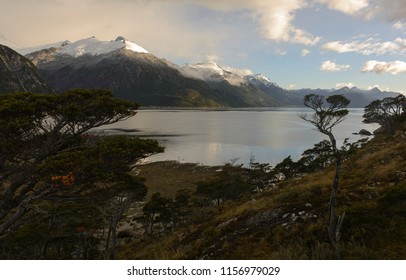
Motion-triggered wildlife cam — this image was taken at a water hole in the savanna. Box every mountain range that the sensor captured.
[1,36,401,107]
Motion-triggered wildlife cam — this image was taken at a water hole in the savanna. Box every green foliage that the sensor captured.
[196,163,251,206]
[141,192,174,236]
[274,156,301,179]
[248,158,276,192]
[0,89,164,258]
[301,94,350,135]
[363,94,405,134]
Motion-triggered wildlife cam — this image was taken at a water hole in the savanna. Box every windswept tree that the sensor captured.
[300,94,350,244]
[0,90,164,239]
[363,95,406,134]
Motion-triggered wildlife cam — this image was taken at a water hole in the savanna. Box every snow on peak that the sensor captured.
[59,36,148,57]
[178,61,254,86]
[244,73,277,88]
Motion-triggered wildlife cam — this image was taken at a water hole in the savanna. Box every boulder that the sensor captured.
[359,129,372,136]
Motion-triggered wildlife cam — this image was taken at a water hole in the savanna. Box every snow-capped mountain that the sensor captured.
[58,36,148,57]
[19,36,402,108]
[244,74,279,88]
[178,61,250,86]
[21,36,148,57]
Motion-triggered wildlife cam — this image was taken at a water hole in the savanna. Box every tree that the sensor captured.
[298,140,334,172]
[196,162,250,206]
[141,192,174,236]
[274,156,301,179]
[98,175,147,259]
[248,157,276,192]
[363,95,406,134]
[300,94,350,244]
[0,90,164,239]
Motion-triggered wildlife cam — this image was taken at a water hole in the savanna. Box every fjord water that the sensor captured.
[102,108,379,166]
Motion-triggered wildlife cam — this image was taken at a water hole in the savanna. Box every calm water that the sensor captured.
[102,108,378,166]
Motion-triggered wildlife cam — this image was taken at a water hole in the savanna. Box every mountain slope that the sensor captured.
[0,44,53,94]
[27,37,277,107]
[23,36,403,107]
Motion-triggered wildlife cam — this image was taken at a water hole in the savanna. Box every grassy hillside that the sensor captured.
[120,121,406,259]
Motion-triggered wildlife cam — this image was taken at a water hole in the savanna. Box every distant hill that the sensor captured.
[290,86,400,107]
[0,44,53,94]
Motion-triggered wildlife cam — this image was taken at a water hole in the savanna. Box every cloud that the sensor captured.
[321,60,350,71]
[274,49,288,56]
[322,38,404,55]
[222,66,253,77]
[301,49,310,56]
[393,21,406,30]
[361,60,406,74]
[335,82,356,89]
[187,0,320,45]
[374,0,406,21]
[316,0,370,16]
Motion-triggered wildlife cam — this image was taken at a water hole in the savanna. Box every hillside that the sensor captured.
[0,44,53,94]
[119,119,406,259]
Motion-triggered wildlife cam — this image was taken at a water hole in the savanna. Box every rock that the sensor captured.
[299,211,306,216]
[217,218,238,228]
[246,209,281,227]
[359,129,372,136]
[305,203,312,208]
[282,213,290,219]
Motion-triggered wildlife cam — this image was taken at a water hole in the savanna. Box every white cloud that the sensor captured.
[316,0,370,15]
[205,54,221,62]
[393,21,406,30]
[301,49,310,56]
[222,66,253,77]
[335,82,356,89]
[172,0,321,45]
[361,60,406,74]
[288,84,296,89]
[274,49,288,56]
[322,38,404,55]
[321,60,350,71]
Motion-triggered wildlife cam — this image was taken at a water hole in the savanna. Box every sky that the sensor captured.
[1,0,406,93]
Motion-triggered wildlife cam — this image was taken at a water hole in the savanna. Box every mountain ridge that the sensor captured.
[0,44,53,94]
[5,36,403,107]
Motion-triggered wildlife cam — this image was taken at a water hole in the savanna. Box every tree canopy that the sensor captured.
[363,94,405,134]
[0,89,164,249]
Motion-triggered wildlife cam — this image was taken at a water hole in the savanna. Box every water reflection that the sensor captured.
[102,108,378,166]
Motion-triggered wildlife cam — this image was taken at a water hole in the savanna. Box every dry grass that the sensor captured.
[135,161,218,199]
[119,125,406,260]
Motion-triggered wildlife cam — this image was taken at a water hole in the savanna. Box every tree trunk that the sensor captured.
[109,223,118,260]
[327,133,345,244]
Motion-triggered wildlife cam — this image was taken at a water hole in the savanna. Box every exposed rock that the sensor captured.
[246,209,282,227]
[359,129,372,136]
[217,218,238,228]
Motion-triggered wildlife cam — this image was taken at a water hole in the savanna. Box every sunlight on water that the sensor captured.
[101,108,379,166]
